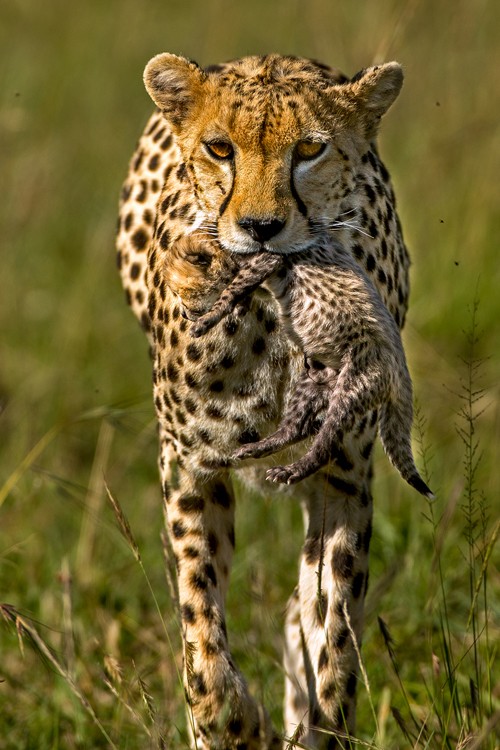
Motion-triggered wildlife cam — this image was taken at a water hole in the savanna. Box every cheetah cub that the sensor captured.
[166,231,433,498]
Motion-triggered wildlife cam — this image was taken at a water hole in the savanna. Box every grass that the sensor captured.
[1,0,499,747]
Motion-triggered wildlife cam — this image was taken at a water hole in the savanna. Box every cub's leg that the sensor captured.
[190,252,282,338]
[233,371,329,462]
[267,362,387,485]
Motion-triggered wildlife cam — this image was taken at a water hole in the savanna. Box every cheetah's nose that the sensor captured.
[238,217,285,244]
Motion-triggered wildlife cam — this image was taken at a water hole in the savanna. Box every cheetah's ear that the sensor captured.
[347,62,403,135]
[144,53,206,128]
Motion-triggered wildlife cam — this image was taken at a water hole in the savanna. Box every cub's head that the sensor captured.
[165,232,238,317]
[144,53,403,255]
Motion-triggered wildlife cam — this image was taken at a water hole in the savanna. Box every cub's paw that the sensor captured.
[233,443,266,461]
[190,316,216,338]
[266,465,303,485]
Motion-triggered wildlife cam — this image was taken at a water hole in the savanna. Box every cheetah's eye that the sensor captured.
[295,141,326,161]
[204,141,234,160]
[186,252,212,267]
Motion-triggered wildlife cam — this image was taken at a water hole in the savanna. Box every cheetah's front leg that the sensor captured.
[158,432,280,749]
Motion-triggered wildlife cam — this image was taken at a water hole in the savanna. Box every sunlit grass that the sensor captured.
[1,0,499,747]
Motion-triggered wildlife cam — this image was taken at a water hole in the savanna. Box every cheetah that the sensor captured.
[116,52,413,749]
[168,232,432,498]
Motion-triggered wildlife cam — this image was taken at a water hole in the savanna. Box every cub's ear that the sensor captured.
[144,53,206,127]
[347,62,403,135]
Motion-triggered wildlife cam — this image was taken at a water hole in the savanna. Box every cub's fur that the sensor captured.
[167,232,431,497]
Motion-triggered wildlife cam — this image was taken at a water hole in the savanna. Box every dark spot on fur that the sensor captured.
[264,317,277,333]
[209,380,224,393]
[148,154,160,171]
[172,520,186,538]
[137,180,147,202]
[316,591,327,623]
[175,408,186,426]
[130,262,141,280]
[366,253,376,272]
[333,626,349,650]
[365,183,376,205]
[184,397,197,415]
[237,428,260,445]
[181,603,196,623]
[131,228,149,251]
[224,318,239,336]
[361,440,373,459]
[178,494,205,513]
[205,563,217,586]
[161,134,173,150]
[325,475,358,496]
[328,444,354,472]
[197,429,212,445]
[213,482,232,508]
[331,549,354,579]
[206,403,223,419]
[326,736,340,750]
[191,672,207,695]
[360,487,371,507]
[207,532,219,555]
[220,355,235,369]
[185,372,198,389]
[352,243,364,260]
[167,362,179,382]
[160,229,170,249]
[191,572,208,591]
[186,343,202,362]
[318,645,329,672]
[304,534,321,564]
[321,681,337,702]
[133,150,144,171]
[204,640,221,656]
[346,671,357,697]
[352,571,365,598]
[361,520,372,552]
[228,718,242,735]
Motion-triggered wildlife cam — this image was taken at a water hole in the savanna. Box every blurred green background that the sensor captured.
[1,0,499,747]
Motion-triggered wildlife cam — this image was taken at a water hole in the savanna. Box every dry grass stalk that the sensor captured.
[76,419,114,577]
[104,480,141,562]
[58,556,76,676]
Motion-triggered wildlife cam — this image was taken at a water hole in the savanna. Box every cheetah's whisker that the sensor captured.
[329,220,374,239]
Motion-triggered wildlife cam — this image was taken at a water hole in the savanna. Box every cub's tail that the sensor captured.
[379,399,434,500]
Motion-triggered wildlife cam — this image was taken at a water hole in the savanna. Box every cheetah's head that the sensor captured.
[144,53,403,255]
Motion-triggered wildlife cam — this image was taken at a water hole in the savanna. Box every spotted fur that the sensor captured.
[116,53,411,749]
